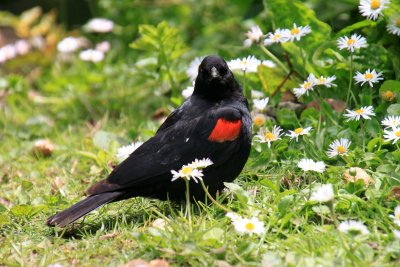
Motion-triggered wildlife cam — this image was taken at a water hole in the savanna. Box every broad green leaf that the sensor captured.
[10,204,35,217]
[335,20,378,37]
[365,118,380,137]
[387,104,400,115]
[0,213,10,226]
[202,227,224,241]
[93,131,117,151]
[276,108,297,128]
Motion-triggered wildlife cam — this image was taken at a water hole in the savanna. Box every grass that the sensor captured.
[1,94,400,266]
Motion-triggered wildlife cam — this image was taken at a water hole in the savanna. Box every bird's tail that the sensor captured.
[46,191,124,227]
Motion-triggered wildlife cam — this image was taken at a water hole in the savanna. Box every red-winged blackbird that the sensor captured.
[47,55,252,227]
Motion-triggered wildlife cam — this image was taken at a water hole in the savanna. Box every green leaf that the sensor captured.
[202,227,224,241]
[0,204,7,213]
[335,20,378,37]
[0,213,10,226]
[367,137,382,152]
[93,131,117,151]
[276,108,297,128]
[365,118,380,137]
[387,104,400,116]
[10,204,35,217]
[278,195,293,217]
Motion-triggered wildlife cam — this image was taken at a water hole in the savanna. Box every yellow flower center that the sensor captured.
[364,73,374,80]
[253,114,265,127]
[337,145,347,154]
[294,128,304,134]
[395,131,400,137]
[382,91,395,101]
[272,34,281,41]
[304,82,312,89]
[347,39,356,46]
[318,78,326,84]
[265,132,275,140]
[370,0,381,10]
[355,109,364,115]
[291,28,300,35]
[245,222,255,231]
[181,166,193,175]
[396,19,400,28]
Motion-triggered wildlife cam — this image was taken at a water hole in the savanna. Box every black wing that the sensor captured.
[87,100,249,195]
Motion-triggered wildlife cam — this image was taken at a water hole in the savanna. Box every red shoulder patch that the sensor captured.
[208,118,242,143]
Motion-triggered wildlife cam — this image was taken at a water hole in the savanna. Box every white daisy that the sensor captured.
[57,37,82,53]
[186,57,204,81]
[228,55,261,73]
[188,158,213,169]
[116,142,143,162]
[297,159,326,173]
[354,69,384,87]
[286,127,312,142]
[182,83,194,99]
[293,74,316,98]
[79,49,104,63]
[95,41,111,53]
[254,125,284,148]
[315,75,337,88]
[252,113,266,127]
[264,29,291,46]
[344,106,375,121]
[338,220,369,235]
[14,40,31,55]
[84,18,114,33]
[288,23,311,42]
[381,116,400,129]
[244,25,264,47]
[337,34,367,52]
[0,44,17,62]
[383,127,400,144]
[359,0,390,21]
[227,213,265,236]
[251,90,264,99]
[310,184,334,202]
[391,205,400,227]
[327,138,351,158]
[253,97,269,111]
[171,165,204,183]
[261,60,276,68]
[387,16,400,36]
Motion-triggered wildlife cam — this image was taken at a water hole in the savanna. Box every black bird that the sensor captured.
[47,55,252,227]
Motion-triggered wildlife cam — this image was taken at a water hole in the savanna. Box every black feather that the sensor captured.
[46,191,124,227]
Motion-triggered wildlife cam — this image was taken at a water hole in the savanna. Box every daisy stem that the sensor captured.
[360,120,366,151]
[307,173,313,200]
[243,70,248,98]
[300,47,306,76]
[184,179,192,228]
[259,44,289,74]
[199,179,231,213]
[346,54,358,106]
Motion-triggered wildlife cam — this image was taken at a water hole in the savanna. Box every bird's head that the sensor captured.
[193,55,241,100]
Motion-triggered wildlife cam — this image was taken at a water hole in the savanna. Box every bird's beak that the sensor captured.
[211,66,219,78]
